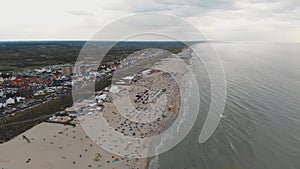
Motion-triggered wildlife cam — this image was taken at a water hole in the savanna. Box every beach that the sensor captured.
[78,49,192,160]
[0,48,192,169]
[0,122,150,169]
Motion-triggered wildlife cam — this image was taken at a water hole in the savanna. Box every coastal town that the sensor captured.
[0,62,117,121]
[0,48,175,125]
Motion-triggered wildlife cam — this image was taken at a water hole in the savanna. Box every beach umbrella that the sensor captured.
[93,153,101,161]
[168,105,174,111]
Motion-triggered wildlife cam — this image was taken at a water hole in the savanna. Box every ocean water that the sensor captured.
[150,42,300,169]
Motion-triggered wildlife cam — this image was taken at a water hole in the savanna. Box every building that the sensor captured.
[16,97,26,103]
[0,98,6,108]
[61,65,73,75]
[61,65,80,75]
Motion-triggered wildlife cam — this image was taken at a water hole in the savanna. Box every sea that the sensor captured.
[149,42,300,169]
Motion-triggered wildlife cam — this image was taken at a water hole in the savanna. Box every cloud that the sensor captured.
[156,0,235,9]
[0,0,299,42]
[68,10,95,16]
[122,0,171,12]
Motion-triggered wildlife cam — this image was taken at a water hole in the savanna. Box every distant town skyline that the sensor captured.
[1,0,300,42]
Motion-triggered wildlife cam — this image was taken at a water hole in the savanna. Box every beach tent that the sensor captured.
[6,97,15,105]
[109,86,120,93]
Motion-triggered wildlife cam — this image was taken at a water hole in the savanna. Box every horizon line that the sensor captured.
[0,39,213,42]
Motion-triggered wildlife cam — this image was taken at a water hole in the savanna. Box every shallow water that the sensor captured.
[150,42,300,169]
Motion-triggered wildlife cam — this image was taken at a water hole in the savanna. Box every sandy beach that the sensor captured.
[0,122,148,169]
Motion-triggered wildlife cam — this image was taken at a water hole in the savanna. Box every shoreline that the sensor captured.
[0,48,192,169]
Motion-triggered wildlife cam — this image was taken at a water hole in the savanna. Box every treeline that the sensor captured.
[0,41,187,72]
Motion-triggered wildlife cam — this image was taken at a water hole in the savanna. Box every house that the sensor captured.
[0,98,6,108]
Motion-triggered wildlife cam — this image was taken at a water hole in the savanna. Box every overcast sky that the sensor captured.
[0,0,299,42]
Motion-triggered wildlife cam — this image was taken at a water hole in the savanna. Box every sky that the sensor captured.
[0,0,299,42]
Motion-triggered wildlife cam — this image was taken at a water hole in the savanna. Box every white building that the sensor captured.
[16,97,26,103]
[0,98,6,108]
[6,98,15,105]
